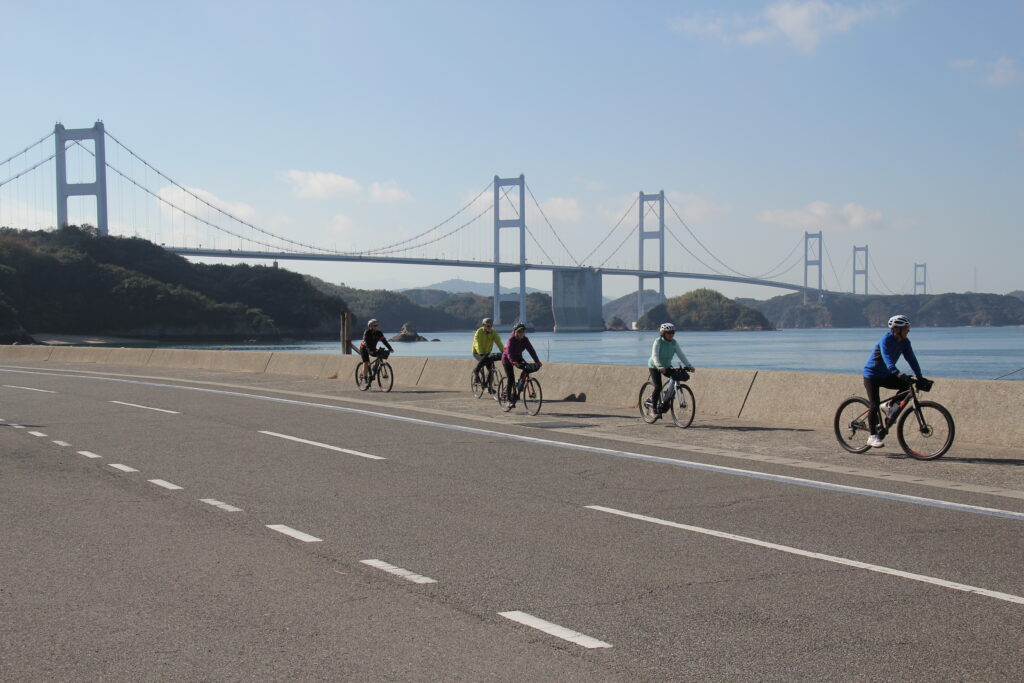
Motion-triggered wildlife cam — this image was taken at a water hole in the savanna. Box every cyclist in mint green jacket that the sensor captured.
[647,322,694,411]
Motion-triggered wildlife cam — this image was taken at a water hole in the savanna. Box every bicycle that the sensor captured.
[354,350,394,392]
[497,363,543,416]
[471,353,501,399]
[833,377,955,460]
[638,366,696,428]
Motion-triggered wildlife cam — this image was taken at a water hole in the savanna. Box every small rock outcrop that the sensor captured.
[389,322,429,342]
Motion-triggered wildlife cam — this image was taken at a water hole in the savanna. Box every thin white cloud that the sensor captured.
[759,200,882,232]
[672,1,895,54]
[284,170,362,198]
[949,58,977,70]
[156,185,258,221]
[538,197,584,222]
[666,192,728,224]
[986,56,1021,86]
[369,181,413,203]
[330,213,358,236]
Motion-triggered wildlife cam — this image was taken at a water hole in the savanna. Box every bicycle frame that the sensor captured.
[876,383,920,435]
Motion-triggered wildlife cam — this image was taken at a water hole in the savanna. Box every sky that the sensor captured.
[1,0,1021,301]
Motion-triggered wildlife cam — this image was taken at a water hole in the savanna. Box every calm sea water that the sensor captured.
[175,327,1024,382]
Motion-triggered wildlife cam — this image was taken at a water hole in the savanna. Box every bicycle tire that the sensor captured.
[672,383,696,428]
[834,396,872,453]
[354,364,371,391]
[897,401,955,460]
[496,377,513,412]
[638,382,659,423]
[522,377,543,416]
[377,362,394,392]
[471,371,484,399]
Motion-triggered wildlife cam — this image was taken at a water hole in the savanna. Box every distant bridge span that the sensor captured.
[169,247,816,294]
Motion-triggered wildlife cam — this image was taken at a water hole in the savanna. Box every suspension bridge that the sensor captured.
[1,121,927,331]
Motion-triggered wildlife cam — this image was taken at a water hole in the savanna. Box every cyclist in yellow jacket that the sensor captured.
[471,317,503,390]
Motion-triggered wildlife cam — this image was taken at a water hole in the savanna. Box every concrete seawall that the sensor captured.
[2,345,1021,448]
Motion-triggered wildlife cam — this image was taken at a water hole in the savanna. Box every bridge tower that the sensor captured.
[492,175,528,327]
[637,191,665,323]
[803,231,823,304]
[914,263,927,295]
[853,245,869,294]
[54,122,108,235]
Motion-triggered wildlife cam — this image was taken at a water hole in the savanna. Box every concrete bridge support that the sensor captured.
[552,268,604,332]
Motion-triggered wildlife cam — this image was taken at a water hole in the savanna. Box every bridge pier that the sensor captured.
[552,269,604,332]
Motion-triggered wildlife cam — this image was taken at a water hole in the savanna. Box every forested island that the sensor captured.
[1,226,1021,344]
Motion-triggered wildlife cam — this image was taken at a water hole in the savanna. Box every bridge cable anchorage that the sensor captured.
[97,133,332,253]
[0,131,54,167]
[525,181,581,266]
[869,258,898,295]
[0,153,57,189]
[358,204,493,257]
[598,223,639,268]
[578,195,639,266]
[351,179,493,256]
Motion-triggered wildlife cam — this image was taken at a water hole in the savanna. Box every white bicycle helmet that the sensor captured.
[367,318,379,327]
[887,314,910,329]
[659,322,676,333]
[482,317,493,325]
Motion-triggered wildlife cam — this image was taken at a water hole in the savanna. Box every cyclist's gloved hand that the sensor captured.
[685,365,695,372]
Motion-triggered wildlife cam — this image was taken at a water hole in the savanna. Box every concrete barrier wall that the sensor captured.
[2,345,1020,448]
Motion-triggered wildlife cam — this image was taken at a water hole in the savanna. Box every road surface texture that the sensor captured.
[2,360,1022,681]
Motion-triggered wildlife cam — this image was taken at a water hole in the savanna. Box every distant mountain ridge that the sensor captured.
[408,278,548,297]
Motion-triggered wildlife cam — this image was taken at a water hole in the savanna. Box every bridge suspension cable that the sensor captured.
[822,241,844,291]
[0,131,54,167]
[0,153,56,189]
[598,224,639,268]
[870,258,898,295]
[525,181,580,266]
[579,195,639,265]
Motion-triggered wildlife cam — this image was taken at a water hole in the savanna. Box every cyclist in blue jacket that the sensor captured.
[647,322,694,413]
[862,314,928,448]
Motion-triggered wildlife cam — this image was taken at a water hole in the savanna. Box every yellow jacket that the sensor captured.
[472,327,503,355]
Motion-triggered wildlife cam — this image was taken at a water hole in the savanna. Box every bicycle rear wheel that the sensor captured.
[833,397,872,453]
[376,362,394,392]
[522,378,543,416]
[897,401,955,460]
[638,382,659,423]
[354,364,371,391]
[672,384,696,428]
[496,378,513,412]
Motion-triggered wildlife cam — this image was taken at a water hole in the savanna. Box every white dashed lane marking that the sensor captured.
[109,400,180,414]
[108,463,139,473]
[77,451,102,459]
[498,611,612,649]
[266,524,323,542]
[200,498,243,512]
[28,431,47,437]
[587,505,1024,607]
[258,431,385,460]
[3,385,56,393]
[148,479,183,490]
[361,559,437,584]
[52,440,71,447]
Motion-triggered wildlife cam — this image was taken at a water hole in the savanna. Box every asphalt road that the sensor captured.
[2,363,1022,681]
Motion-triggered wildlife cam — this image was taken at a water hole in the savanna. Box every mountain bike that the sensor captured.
[833,378,954,460]
[497,363,543,416]
[639,366,696,428]
[355,350,393,392]
[471,353,501,399]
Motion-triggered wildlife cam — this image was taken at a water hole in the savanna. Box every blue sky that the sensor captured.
[1,0,1021,299]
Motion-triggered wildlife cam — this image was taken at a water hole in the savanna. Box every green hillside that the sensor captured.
[638,289,773,331]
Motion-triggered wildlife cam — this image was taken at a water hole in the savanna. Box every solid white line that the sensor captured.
[108,463,139,473]
[52,440,71,447]
[148,479,183,490]
[361,559,437,584]
[109,400,180,414]
[258,430,385,460]
[587,505,1024,607]
[77,450,102,459]
[498,611,612,649]
[28,431,47,437]
[3,384,56,393]
[266,524,322,542]
[11,424,25,429]
[200,498,243,512]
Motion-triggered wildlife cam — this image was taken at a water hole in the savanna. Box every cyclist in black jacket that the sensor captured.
[360,319,394,379]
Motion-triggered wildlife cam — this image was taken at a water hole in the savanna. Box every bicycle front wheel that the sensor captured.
[834,397,872,453]
[522,378,543,416]
[496,378,513,412]
[376,362,394,392]
[638,382,659,423]
[354,364,371,391]
[897,401,955,460]
[672,384,696,428]
[471,371,484,399]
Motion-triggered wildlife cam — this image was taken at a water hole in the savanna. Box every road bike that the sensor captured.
[639,366,695,428]
[833,377,955,460]
[471,353,501,399]
[355,350,394,392]
[497,363,543,416]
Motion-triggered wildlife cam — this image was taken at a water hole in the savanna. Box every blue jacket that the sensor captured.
[648,337,691,370]
[863,331,922,379]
